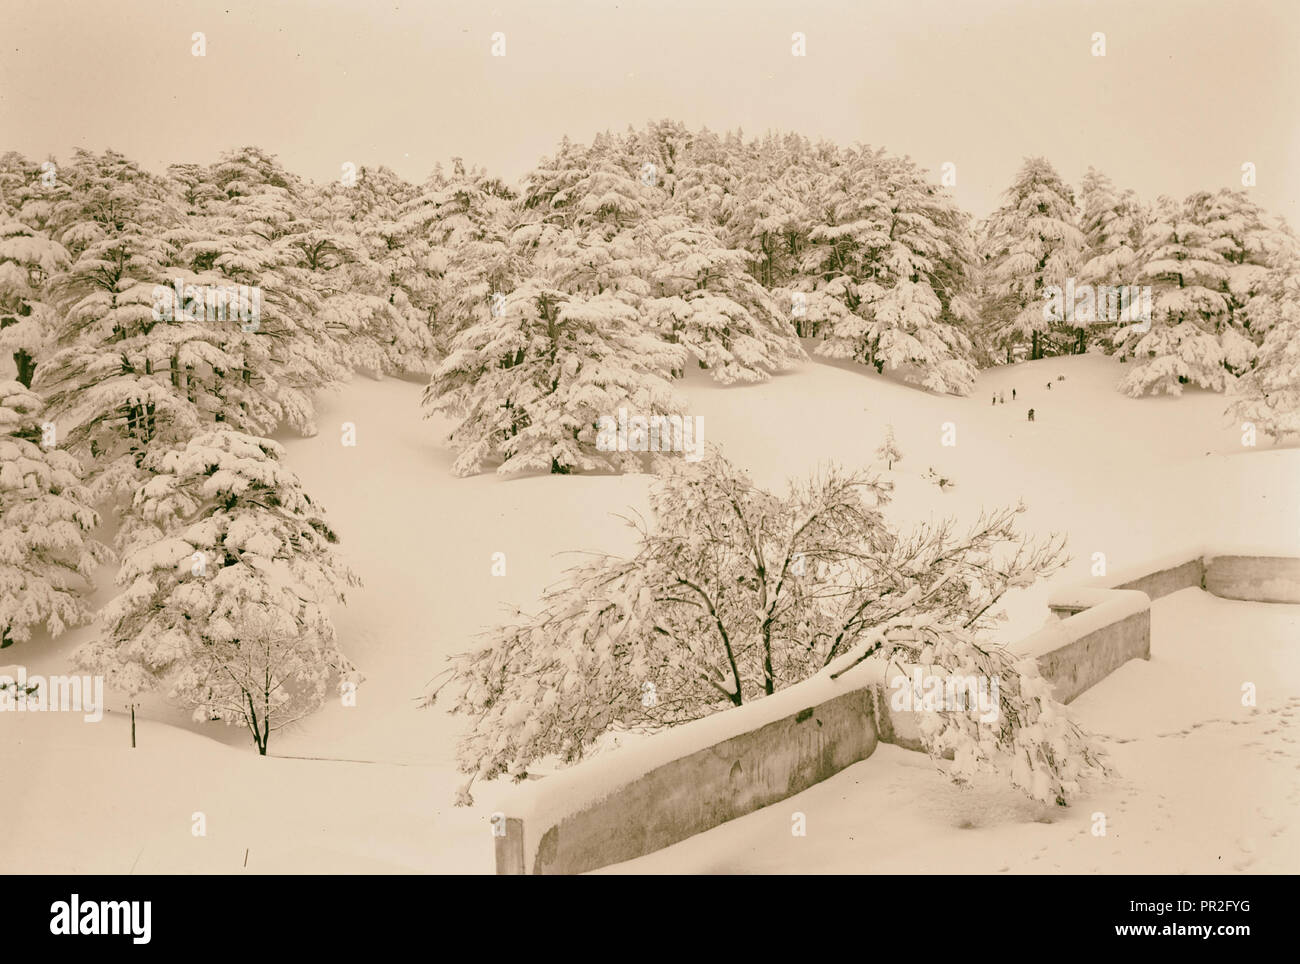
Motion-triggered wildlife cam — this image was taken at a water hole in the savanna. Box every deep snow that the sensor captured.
[4,351,1298,873]
[599,588,1300,874]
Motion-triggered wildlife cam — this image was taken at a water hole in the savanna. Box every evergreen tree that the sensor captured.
[1119,195,1231,395]
[0,381,109,649]
[643,220,804,383]
[1190,188,1273,375]
[1078,167,1143,353]
[426,282,686,475]
[319,165,437,373]
[724,157,814,292]
[403,159,524,356]
[0,217,69,387]
[1227,242,1300,439]
[875,424,903,470]
[199,146,350,407]
[981,158,1084,361]
[39,231,189,499]
[76,430,358,754]
[797,148,977,393]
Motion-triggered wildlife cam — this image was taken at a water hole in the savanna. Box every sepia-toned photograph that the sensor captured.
[1,0,1296,925]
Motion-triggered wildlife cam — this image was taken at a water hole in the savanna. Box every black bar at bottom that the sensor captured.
[5,873,1285,950]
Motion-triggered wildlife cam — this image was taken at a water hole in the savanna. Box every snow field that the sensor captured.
[599,589,1300,874]
[4,351,1297,873]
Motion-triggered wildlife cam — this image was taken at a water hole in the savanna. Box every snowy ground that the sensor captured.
[4,352,1298,873]
[600,589,1300,874]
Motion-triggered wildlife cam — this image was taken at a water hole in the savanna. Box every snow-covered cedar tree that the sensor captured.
[289,193,436,377]
[1192,188,1274,373]
[0,381,109,648]
[427,450,1101,806]
[39,149,351,501]
[718,138,815,291]
[1226,246,1300,440]
[0,218,70,387]
[798,149,978,394]
[658,126,736,225]
[1118,194,1232,396]
[321,281,437,376]
[318,166,437,350]
[401,157,521,356]
[875,424,903,470]
[75,430,359,753]
[309,171,438,375]
[39,231,262,502]
[44,149,179,263]
[642,220,806,383]
[425,281,687,476]
[514,145,664,322]
[185,147,350,419]
[1077,168,1143,354]
[980,157,1084,361]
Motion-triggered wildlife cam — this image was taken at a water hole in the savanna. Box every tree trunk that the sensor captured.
[246,691,269,755]
[762,626,775,696]
[142,359,156,439]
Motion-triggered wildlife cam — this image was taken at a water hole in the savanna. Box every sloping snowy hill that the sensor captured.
[4,352,1297,873]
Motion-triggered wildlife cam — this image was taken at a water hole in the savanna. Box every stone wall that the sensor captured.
[492,655,885,875]
[491,554,1297,874]
[1204,555,1300,604]
[504,688,878,874]
[1024,589,1151,704]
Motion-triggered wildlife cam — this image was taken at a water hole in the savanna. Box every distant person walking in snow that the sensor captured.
[1028,408,1035,422]
[992,394,996,405]
[1012,388,1016,401]
[1046,382,1052,390]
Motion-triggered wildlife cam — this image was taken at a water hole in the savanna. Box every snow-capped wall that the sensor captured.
[1050,551,1300,612]
[494,655,885,874]
[1022,589,1152,704]
[492,577,1151,873]
[1204,555,1300,604]
[1048,550,1205,617]
[494,554,1300,874]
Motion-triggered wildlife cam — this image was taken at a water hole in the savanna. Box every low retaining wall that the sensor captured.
[1046,551,1300,617]
[515,689,877,875]
[1048,552,1204,618]
[878,588,1151,752]
[1028,589,1151,704]
[493,656,884,875]
[1113,558,1205,603]
[1204,555,1300,604]
[491,552,1299,874]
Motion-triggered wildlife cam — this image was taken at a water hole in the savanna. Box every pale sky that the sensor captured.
[2,0,1297,222]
